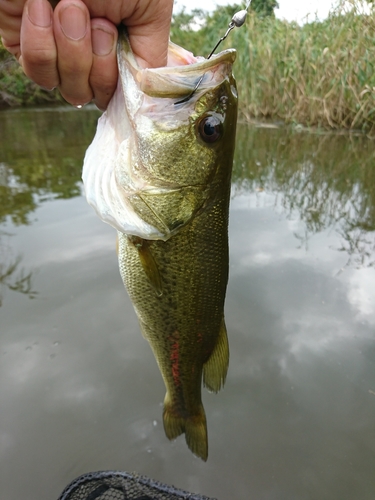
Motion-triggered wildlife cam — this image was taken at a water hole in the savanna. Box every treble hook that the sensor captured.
[174,8,249,106]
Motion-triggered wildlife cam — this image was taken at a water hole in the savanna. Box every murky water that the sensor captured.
[1,107,374,500]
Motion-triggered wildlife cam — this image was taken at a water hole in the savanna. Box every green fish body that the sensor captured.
[83,29,238,460]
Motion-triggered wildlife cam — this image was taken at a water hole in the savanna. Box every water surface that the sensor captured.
[0,108,374,500]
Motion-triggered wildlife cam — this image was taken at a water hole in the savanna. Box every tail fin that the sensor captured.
[163,394,208,461]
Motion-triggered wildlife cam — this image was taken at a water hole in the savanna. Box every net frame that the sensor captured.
[58,470,217,500]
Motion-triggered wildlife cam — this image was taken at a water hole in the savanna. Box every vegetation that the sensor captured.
[171,0,375,133]
[1,0,375,132]
[0,44,62,107]
[235,2,375,132]
[250,0,279,17]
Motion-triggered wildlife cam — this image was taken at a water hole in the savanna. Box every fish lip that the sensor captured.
[117,26,237,100]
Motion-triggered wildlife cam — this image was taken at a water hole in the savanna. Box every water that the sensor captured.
[0,107,374,500]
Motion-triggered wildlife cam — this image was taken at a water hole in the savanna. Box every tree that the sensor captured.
[250,0,279,17]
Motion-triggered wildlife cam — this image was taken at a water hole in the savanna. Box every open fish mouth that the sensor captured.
[82,28,236,241]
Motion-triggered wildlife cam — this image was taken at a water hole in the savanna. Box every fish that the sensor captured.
[82,27,238,461]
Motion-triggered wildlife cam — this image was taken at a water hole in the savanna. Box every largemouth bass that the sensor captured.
[83,28,238,461]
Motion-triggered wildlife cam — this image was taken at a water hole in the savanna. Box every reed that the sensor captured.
[234,1,375,132]
[172,0,375,133]
[1,0,375,133]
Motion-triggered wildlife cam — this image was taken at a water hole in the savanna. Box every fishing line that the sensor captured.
[175,2,251,105]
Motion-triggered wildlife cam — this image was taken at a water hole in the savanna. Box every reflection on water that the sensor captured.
[0,107,99,306]
[0,108,374,500]
[0,106,99,225]
[233,125,375,269]
[0,230,37,306]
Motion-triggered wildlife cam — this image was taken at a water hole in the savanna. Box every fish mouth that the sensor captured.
[118,26,236,100]
[82,29,237,240]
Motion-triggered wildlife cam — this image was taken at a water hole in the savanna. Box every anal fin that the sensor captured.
[203,317,229,393]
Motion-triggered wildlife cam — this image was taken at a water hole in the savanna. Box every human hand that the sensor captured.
[0,0,173,110]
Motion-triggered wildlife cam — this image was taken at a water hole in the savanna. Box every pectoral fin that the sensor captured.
[203,317,229,393]
[128,236,162,296]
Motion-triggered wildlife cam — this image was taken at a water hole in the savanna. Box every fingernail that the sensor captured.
[28,0,52,28]
[92,28,115,56]
[59,4,87,41]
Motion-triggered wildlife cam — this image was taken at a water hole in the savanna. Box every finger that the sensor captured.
[74,0,173,69]
[19,0,59,89]
[90,18,118,111]
[53,0,93,106]
[127,24,169,70]
[125,0,173,68]
[0,0,26,58]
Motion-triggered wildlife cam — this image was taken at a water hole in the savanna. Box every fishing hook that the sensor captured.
[174,5,250,106]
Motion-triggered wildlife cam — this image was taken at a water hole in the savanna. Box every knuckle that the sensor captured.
[23,46,56,68]
[90,72,116,97]
[93,80,116,97]
[60,58,91,77]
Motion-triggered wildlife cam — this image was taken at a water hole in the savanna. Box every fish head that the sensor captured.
[83,28,238,240]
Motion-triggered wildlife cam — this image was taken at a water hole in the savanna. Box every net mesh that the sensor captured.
[58,471,216,500]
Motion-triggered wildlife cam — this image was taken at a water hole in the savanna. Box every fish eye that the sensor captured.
[197,115,222,143]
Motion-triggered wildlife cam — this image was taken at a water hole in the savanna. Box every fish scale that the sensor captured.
[118,189,231,462]
[83,28,238,460]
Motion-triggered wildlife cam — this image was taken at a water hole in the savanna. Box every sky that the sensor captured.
[174,0,338,24]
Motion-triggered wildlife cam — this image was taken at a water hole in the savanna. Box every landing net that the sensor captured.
[58,470,216,500]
